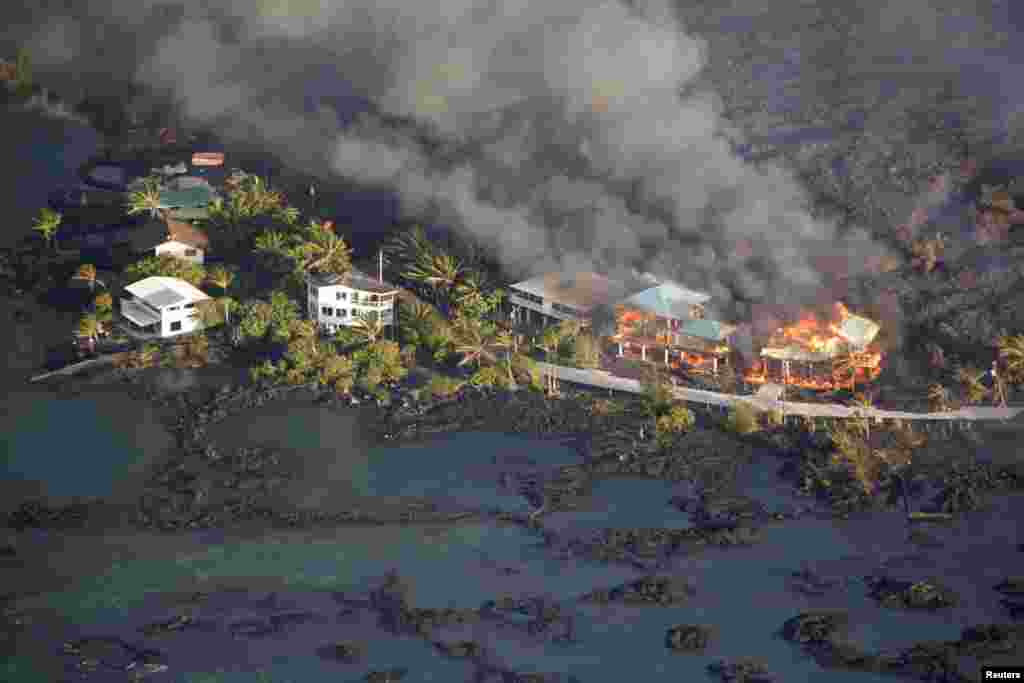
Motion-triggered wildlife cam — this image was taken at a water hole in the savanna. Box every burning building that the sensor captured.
[507,271,735,372]
[745,303,883,391]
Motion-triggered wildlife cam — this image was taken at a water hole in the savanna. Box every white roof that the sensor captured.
[621,281,711,317]
[124,276,210,308]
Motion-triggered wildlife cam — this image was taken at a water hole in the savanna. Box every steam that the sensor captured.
[14,0,1012,317]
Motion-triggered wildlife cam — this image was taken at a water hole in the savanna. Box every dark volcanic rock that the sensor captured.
[995,577,1024,596]
[433,639,481,658]
[583,575,694,606]
[781,610,849,644]
[666,624,713,651]
[316,641,364,662]
[865,576,959,609]
[365,668,408,682]
[707,657,774,682]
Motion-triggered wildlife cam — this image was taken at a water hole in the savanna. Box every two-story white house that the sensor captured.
[305,269,398,334]
[120,276,215,338]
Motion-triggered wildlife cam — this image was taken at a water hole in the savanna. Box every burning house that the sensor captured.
[507,271,736,372]
[745,302,883,390]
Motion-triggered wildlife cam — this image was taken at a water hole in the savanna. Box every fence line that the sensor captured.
[536,362,1024,423]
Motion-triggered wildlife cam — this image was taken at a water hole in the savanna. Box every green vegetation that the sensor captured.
[427,374,466,399]
[640,367,675,419]
[998,334,1024,385]
[723,402,759,434]
[31,207,61,249]
[125,254,206,287]
[124,175,165,219]
[655,405,695,450]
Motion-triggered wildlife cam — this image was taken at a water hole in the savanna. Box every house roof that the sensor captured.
[166,218,209,248]
[125,276,210,308]
[155,176,217,209]
[306,269,398,293]
[760,345,836,363]
[120,300,162,327]
[836,314,880,348]
[621,282,711,318]
[509,271,641,311]
[678,318,734,342]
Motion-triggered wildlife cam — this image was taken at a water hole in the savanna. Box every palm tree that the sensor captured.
[76,314,100,344]
[404,250,462,317]
[206,266,235,323]
[956,365,988,405]
[452,317,505,369]
[998,334,1024,385]
[399,298,442,347]
[927,383,952,413]
[72,263,104,291]
[125,176,165,219]
[31,207,62,249]
[387,224,434,274]
[847,392,875,441]
[351,312,386,344]
[298,220,352,276]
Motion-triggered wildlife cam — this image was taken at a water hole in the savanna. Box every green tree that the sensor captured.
[724,402,759,434]
[640,367,674,419]
[125,255,206,287]
[76,314,100,343]
[404,249,463,317]
[998,334,1024,385]
[318,351,356,394]
[568,333,601,370]
[13,48,33,96]
[267,291,300,342]
[451,316,509,370]
[353,340,407,389]
[237,300,274,342]
[125,176,166,219]
[655,405,696,450]
[956,365,988,405]
[351,311,386,344]
[297,220,352,276]
[398,298,443,349]
[31,208,62,249]
[452,270,504,320]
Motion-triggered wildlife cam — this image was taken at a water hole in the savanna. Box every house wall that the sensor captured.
[155,240,204,264]
[507,289,585,324]
[160,301,204,337]
[307,282,395,333]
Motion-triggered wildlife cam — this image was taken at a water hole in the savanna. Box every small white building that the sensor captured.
[130,218,210,264]
[120,276,214,338]
[305,270,398,334]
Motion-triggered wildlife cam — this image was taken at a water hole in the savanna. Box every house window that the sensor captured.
[337,309,347,317]
[185,248,198,256]
[167,306,180,312]
[336,291,347,301]
[184,303,195,309]
[321,306,333,316]
[170,321,182,332]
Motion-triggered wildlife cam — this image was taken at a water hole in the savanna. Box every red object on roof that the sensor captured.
[159,128,178,145]
[191,152,224,167]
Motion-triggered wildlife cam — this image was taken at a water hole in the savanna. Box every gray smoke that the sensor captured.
[9,0,1018,316]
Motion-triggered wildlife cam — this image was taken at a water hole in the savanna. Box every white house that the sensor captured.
[305,270,398,334]
[120,276,214,338]
[154,218,209,264]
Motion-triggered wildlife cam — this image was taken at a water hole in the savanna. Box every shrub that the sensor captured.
[723,402,758,434]
[427,374,464,399]
[764,408,785,427]
[656,405,695,449]
[469,365,509,389]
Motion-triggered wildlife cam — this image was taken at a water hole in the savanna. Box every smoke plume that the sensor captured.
[8,0,1018,318]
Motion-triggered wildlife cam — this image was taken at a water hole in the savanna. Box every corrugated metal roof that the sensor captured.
[679,318,732,341]
[120,300,161,327]
[622,282,711,318]
[837,315,880,347]
[144,288,187,308]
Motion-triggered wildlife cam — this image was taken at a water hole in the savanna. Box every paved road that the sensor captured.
[537,362,1024,423]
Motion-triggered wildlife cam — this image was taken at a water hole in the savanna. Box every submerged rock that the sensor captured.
[583,575,694,606]
[865,576,959,609]
[781,610,849,644]
[365,668,408,682]
[316,641,363,662]
[707,657,774,682]
[433,639,481,658]
[666,624,713,651]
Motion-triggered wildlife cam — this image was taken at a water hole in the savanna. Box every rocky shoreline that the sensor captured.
[8,360,1024,538]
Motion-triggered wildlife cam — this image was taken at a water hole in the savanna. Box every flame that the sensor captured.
[743,302,883,391]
